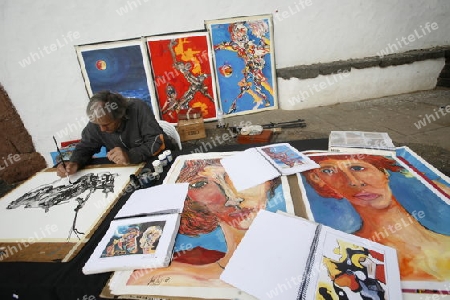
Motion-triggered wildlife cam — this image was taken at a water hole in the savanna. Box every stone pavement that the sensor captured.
[182,87,450,176]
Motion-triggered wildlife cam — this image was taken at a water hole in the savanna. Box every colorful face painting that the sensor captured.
[298,151,450,291]
[108,153,293,298]
[317,237,388,299]
[147,32,218,124]
[206,15,278,117]
[76,39,159,114]
[101,222,165,257]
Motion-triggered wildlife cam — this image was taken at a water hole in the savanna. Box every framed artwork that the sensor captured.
[147,32,219,124]
[205,15,278,117]
[107,152,294,299]
[297,149,450,291]
[75,39,159,115]
[0,164,142,262]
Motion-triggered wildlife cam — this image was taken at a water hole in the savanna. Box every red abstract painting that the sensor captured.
[147,33,218,123]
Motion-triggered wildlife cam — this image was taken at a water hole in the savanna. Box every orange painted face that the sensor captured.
[186,165,269,230]
[314,158,392,209]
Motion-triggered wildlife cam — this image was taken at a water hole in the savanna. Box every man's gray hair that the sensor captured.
[86,91,128,121]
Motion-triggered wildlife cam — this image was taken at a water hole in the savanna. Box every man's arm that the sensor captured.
[126,101,166,164]
[69,124,103,169]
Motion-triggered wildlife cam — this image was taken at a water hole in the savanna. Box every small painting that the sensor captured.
[101,221,165,257]
[205,15,278,117]
[260,143,309,169]
[316,234,388,299]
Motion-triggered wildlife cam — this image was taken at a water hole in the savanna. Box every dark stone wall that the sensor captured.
[277,46,450,80]
[0,84,46,184]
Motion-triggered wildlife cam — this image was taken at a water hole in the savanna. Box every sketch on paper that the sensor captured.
[76,39,159,114]
[7,172,118,239]
[107,152,293,299]
[0,165,140,243]
[101,221,165,257]
[206,15,278,117]
[298,151,450,291]
[147,32,218,123]
[317,236,387,299]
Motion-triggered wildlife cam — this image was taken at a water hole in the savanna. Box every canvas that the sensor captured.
[76,39,159,114]
[205,15,278,117]
[107,152,294,299]
[297,148,450,291]
[0,164,142,262]
[147,32,218,124]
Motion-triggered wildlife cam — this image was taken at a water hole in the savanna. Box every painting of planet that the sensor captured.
[76,39,159,114]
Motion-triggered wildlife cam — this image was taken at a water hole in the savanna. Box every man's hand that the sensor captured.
[56,161,79,178]
[107,147,130,165]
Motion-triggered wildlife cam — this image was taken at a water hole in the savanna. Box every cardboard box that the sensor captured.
[177,118,206,142]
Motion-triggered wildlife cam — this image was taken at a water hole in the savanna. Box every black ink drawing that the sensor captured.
[7,172,118,239]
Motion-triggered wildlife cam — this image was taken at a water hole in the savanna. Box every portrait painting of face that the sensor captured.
[298,150,450,291]
[108,152,294,299]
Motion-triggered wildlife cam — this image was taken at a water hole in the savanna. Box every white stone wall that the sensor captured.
[0,0,449,166]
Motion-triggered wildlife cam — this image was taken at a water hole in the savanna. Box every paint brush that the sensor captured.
[52,136,72,184]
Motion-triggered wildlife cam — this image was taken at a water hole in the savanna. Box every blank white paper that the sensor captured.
[115,183,188,219]
[220,210,317,300]
[220,148,280,191]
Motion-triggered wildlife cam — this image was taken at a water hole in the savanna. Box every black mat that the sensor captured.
[0,139,328,300]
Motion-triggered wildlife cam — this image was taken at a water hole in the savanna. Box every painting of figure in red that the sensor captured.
[147,33,218,123]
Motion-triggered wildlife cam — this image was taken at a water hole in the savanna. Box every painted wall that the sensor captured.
[0,0,449,166]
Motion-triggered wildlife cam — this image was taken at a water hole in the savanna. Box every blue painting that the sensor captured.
[206,15,278,117]
[76,40,157,113]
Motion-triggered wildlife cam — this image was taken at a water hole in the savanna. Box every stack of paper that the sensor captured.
[328,131,396,155]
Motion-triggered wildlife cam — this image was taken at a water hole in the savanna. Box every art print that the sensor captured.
[108,152,293,299]
[259,144,308,169]
[298,151,450,291]
[206,15,278,117]
[76,39,159,114]
[147,32,218,124]
[101,221,165,257]
[316,234,388,299]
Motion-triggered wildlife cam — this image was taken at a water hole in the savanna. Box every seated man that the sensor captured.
[57,90,174,177]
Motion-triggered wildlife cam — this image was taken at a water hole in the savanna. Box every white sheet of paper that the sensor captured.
[220,148,280,191]
[115,183,188,219]
[220,210,317,300]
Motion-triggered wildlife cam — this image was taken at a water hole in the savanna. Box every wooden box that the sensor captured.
[177,118,206,142]
[237,129,273,144]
